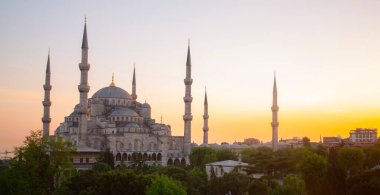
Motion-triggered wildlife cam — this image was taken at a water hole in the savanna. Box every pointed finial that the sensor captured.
[186,39,191,66]
[81,17,88,49]
[273,71,277,93]
[110,73,115,86]
[188,38,190,47]
[204,86,208,104]
[160,115,162,124]
[46,49,51,74]
[132,63,136,85]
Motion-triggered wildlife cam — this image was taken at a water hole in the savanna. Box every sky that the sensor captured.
[1,0,380,152]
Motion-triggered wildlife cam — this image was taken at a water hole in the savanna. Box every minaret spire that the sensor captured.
[42,51,52,137]
[183,40,193,159]
[81,17,88,49]
[78,18,91,146]
[203,87,209,145]
[271,72,279,151]
[132,64,137,100]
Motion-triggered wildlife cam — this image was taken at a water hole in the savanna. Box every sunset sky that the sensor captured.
[1,1,380,152]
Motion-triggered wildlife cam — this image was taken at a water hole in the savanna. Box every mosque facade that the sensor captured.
[42,21,194,167]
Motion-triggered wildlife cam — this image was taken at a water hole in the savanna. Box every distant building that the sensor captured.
[244,138,261,145]
[323,136,342,147]
[278,137,303,148]
[205,160,249,180]
[349,128,377,143]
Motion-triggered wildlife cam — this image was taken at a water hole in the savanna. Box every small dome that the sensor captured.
[110,108,139,117]
[92,86,131,99]
[142,102,151,108]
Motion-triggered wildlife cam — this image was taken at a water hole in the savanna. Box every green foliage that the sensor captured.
[347,170,380,195]
[271,175,307,195]
[298,151,328,195]
[315,144,328,157]
[92,162,112,173]
[146,175,186,195]
[96,148,114,168]
[216,149,238,161]
[337,147,365,173]
[248,179,271,195]
[364,143,380,168]
[0,130,75,195]
[190,147,217,168]
[241,147,258,164]
[208,171,250,195]
[187,167,208,195]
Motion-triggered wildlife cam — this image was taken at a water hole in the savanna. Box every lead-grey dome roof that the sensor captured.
[92,86,131,99]
[110,108,139,117]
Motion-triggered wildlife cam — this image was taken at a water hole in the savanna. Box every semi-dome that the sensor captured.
[92,86,131,99]
[110,108,139,117]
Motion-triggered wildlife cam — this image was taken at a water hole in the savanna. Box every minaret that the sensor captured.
[131,65,137,101]
[183,41,193,156]
[78,19,90,146]
[271,73,279,151]
[203,88,209,145]
[42,51,52,138]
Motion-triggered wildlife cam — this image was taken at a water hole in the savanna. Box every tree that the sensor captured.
[241,147,258,164]
[187,167,208,195]
[97,148,114,168]
[337,147,365,174]
[271,174,307,195]
[364,143,380,168]
[208,171,250,195]
[189,147,217,168]
[298,151,328,195]
[0,130,75,194]
[347,170,380,195]
[216,149,238,161]
[302,137,311,147]
[146,175,186,195]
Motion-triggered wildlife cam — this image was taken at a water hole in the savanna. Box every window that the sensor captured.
[80,158,83,163]
[86,158,89,163]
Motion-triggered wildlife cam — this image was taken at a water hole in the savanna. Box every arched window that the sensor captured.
[174,158,180,166]
[157,153,162,161]
[143,153,148,160]
[116,153,121,161]
[167,158,173,166]
[181,158,186,166]
[152,153,157,161]
[122,153,127,161]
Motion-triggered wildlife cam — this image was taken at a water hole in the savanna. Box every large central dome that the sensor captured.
[92,86,131,99]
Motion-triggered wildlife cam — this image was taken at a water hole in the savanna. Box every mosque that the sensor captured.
[41,20,280,168]
[41,20,202,168]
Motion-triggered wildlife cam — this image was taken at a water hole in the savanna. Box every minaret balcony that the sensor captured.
[183,114,193,121]
[203,115,209,119]
[271,106,279,111]
[42,100,51,106]
[79,63,90,71]
[183,96,193,103]
[42,117,51,123]
[78,84,90,93]
[43,85,52,90]
[271,122,279,127]
[184,78,193,85]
